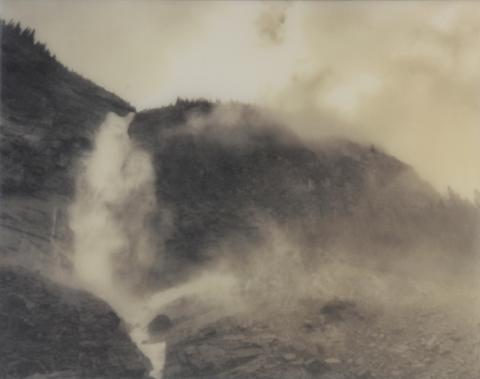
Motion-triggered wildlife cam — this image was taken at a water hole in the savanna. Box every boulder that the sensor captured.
[147,314,173,337]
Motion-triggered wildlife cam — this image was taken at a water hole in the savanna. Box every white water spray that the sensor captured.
[69,112,166,378]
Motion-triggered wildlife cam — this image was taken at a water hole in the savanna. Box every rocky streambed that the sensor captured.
[146,291,480,379]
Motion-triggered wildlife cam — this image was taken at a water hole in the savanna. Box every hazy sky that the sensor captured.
[1,1,480,198]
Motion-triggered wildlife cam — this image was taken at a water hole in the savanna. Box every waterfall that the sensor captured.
[69,112,165,378]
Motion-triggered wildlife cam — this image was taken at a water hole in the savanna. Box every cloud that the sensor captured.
[255,2,290,46]
[268,2,480,198]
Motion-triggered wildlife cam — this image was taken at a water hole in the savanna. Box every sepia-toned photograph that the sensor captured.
[0,1,479,378]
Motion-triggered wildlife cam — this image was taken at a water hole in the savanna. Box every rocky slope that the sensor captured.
[156,293,480,379]
[0,266,152,379]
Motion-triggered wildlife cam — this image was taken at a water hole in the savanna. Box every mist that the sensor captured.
[68,112,174,378]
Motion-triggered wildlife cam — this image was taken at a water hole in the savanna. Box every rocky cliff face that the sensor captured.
[0,20,133,271]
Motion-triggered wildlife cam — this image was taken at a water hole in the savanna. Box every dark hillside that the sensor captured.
[130,100,480,287]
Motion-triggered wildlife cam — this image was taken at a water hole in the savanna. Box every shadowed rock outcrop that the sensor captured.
[0,266,152,379]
